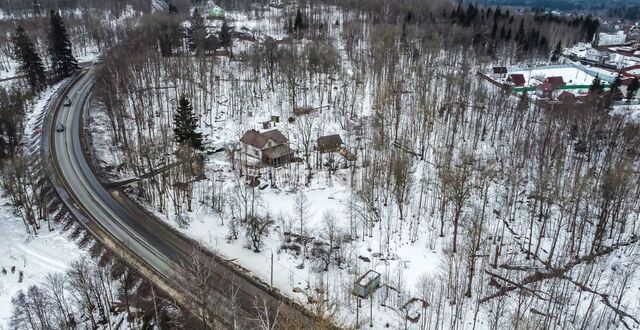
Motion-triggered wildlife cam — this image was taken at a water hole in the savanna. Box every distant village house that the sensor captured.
[492,67,508,79]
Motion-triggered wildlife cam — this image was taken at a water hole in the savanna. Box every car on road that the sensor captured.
[63,97,72,106]
[56,123,65,132]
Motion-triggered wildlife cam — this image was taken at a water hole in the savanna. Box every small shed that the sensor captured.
[354,270,381,298]
[206,5,225,19]
[492,66,508,78]
[510,73,526,87]
[316,134,343,153]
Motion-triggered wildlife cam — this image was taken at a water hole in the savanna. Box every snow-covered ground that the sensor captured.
[510,66,598,87]
[0,207,83,328]
[87,4,640,329]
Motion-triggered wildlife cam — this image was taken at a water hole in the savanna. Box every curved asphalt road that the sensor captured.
[42,68,318,329]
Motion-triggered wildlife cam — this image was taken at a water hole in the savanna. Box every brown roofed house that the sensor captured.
[240,129,293,167]
[316,134,343,153]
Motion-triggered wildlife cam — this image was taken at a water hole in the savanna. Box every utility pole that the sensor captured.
[369,294,373,327]
[356,297,360,328]
[270,250,274,287]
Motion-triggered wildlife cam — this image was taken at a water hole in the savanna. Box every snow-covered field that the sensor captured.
[510,66,598,87]
[0,207,83,328]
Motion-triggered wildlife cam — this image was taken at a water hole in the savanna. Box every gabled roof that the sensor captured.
[262,129,288,144]
[262,144,293,159]
[317,134,343,147]
[493,66,508,74]
[510,74,526,87]
[558,91,577,104]
[540,82,554,92]
[545,76,565,88]
[240,129,288,149]
[240,129,269,148]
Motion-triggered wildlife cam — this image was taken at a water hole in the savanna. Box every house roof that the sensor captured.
[240,129,288,149]
[540,82,554,92]
[262,129,288,144]
[510,74,526,86]
[240,130,269,148]
[493,66,508,74]
[317,134,343,147]
[262,144,293,159]
[545,76,565,87]
[558,91,577,104]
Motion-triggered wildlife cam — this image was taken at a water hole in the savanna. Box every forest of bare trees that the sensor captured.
[0,0,637,328]
[77,1,640,328]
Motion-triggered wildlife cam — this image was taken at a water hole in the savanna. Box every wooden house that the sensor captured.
[316,134,343,153]
[240,129,293,167]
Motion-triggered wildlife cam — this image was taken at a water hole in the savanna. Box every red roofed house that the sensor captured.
[558,91,577,105]
[544,76,566,89]
[510,74,526,87]
[538,82,555,98]
[492,66,508,78]
[240,129,294,167]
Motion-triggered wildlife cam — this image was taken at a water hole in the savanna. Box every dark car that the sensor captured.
[63,97,71,106]
[56,123,65,132]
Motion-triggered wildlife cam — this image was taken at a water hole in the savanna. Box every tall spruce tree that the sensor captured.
[219,20,232,56]
[173,95,203,150]
[32,0,41,16]
[602,75,623,108]
[12,27,47,92]
[47,10,78,81]
[589,76,603,94]
[627,77,639,103]
[189,8,206,51]
[551,41,562,62]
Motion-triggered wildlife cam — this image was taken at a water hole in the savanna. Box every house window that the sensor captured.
[254,150,259,156]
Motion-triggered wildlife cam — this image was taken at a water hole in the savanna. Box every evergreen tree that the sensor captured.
[627,77,639,103]
[605,75,623,108]
[173,95,203,150]
[589,76,603,94]
[47,10,78,81]
[188,8,206,51]
[12,27,47,91]
[219,20,232,56]
[491,21,498,38]
[168,3,178,14]
[588,76,605,110]
[551,41,562,62]
[32,0,40,16]
[293,9,307,31]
